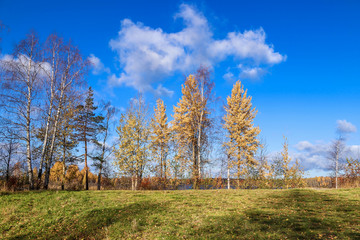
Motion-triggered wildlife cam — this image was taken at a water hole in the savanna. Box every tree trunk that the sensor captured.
[192,143,198,189]
[61,136,66,190]
[38,71,55,185]
[197,111,203,180]
[335,153,338,189]
[84,136,89,190]
[131,175,135,191]
[97,167,102,190]
[134,175,138,191]
[227,168,230,190]
[26,84,34,190]
[5,139,14,184]
[38,95,54,185]
[44,87,65,189]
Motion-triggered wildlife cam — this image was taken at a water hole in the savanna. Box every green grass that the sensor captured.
[1,188,359,239]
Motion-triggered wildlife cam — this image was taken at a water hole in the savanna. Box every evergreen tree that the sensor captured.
[223,81,260,188]
[74,87,104,190]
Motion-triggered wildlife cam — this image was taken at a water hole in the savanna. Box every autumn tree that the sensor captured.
[114,94,149,190]
[223,80,260,188]
[50,161,64,183]
[272,136,304,188]
[74,87,104,190]
[65,164,82,183]
[172,69,213,189]
[42,39,88,189]
[328,136,345,189]
[92,102,116,190]
[256,139,272,186]
[150,99,171,188]
[57,96,79,190]
[0,32,44,189]
[344,157,360,185]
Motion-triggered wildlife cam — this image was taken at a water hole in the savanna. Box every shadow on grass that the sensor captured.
[8,200,168,240]
[197,189,360,239]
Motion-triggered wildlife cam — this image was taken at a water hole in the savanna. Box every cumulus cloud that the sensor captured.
[336,120,357,134]
[293,141,330,171]
[109,4,285,94]
[292,139,360,173]
[0,54,51,78]
[88,54,110,75]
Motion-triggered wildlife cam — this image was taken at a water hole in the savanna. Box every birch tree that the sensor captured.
[0,32,43,189]
[223,80,260,188]
[329,137,345,189]
[43,40,88,189]
[37,34,62,184]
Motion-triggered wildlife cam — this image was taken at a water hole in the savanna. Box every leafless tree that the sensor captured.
[43,39,88,189]
[328,136,345,189]
[0,127,20,183]
[92,102,117,190]
[0,32,44,189]
[37,34,63,185]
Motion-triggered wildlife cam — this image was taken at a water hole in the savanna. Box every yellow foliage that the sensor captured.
[65,164,82,183]
[151,99,171,180]
[171,74,212,183]
[223,81,260,181]
[114,94,149,190]
[50,161,64,182]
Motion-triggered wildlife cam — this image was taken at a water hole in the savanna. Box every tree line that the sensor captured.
[1,32,359,191]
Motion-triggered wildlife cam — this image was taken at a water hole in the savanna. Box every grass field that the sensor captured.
[1,188,359,239]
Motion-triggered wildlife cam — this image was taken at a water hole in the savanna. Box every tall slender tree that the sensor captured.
[58,96,79,190]
[74,87,104,190]
[150,99,171,188]
[92,102,116,190]
[0,32,43,189]
[329,136,345,189]
[223,80,260,188]
[43,39,87,189]
[172,70,213,189]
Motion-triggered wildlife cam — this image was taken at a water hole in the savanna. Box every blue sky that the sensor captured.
[1,0,360,177]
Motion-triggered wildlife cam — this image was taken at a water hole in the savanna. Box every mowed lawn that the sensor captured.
[1,188,359,239]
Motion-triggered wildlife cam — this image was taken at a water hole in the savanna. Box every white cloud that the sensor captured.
[292,139,360,173]
[210,28,285,64]
[152,84,174,98]
[0,54,51,78]
[223,72,235,82]
[336,120,357,134]
[88,54,110,75]
[109,4,285,94]
[238,64,267,80]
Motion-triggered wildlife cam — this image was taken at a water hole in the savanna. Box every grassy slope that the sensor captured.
[0,188,359,239]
